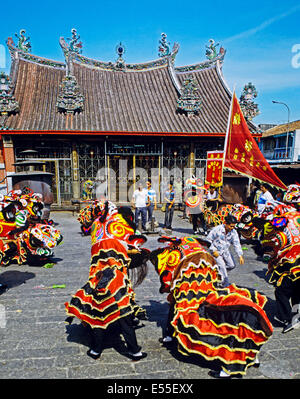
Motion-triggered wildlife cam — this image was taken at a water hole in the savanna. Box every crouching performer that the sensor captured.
[150,235,273,378]
[65,201,149,361]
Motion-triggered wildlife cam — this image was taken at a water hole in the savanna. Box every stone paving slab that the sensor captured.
[0,210,299,380]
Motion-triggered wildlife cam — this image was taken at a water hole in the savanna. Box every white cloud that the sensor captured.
[223,5,300,43]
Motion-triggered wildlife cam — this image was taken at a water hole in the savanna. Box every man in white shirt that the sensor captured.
[146,180,157,223]
[207,214,244,287]
[205,186,219,211]
[132,183,148,231]
[257,183,274,215]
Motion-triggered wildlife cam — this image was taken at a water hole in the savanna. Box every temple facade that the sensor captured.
[0,30,260,207]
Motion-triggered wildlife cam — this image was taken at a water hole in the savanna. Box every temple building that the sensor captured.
[0,30,260,207]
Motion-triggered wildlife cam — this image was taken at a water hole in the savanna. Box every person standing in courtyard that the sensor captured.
[132,183,148,231]
[205,185,219,211]
[146,180,157,224]
[163,183,175,231]
[207,214,244,287]
[257,183,274,215]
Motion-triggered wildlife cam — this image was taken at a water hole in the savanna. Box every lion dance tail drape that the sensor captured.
[65,201,148,329]
[151,237,273,376]
[65,238,136,328]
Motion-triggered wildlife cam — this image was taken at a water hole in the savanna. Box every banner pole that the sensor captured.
[222,86,236,172]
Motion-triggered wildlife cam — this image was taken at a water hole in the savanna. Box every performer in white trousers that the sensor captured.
[207,214,244,287]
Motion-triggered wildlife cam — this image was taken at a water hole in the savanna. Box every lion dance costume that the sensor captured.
[65,200,149,357]
[150,235,273,376]
[0,189,62,266]
[257,209,300,332]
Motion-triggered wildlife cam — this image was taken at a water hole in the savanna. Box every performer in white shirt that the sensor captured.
[207,214,244,287]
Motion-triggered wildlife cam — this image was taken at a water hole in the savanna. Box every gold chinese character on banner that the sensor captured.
[245,139,253,152]
[233,148,239,160]
[233,113,241,125]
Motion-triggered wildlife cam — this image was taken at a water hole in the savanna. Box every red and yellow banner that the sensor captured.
[205,151,224,187]
[224,93,287,190]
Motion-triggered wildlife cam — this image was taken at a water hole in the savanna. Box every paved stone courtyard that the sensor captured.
[0,210,300,380]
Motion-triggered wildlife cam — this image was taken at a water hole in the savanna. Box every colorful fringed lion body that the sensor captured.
[203,203,259,240]
[283,184,300,209]
[0,223,63,266]
[0,189,62,266]
[65,201,149,329]
[260,211,300,287]
[150,236,273,376]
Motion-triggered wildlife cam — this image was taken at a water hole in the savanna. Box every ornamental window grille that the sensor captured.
[77,143,106,186]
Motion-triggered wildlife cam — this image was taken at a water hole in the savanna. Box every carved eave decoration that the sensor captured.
[0,72,19,116]
[56,75,84,114]
[240,82,260,121]
[177,75,202,116]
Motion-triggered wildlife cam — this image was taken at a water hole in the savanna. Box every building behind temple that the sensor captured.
[0,29,261,208]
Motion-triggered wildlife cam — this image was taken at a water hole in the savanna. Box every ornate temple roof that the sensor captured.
[1,31,259,136]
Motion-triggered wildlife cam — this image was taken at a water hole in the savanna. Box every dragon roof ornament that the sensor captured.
[158,33,179,64]
[205,39,223,61]
[15,29,31,53]
[0,72,19,116]
[177,75,202,116]
[239,82,260,121]
[158,33,170,57]
[175,39,225,73]
[67,29,83,54]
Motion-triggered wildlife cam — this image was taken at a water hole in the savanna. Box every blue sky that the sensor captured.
[1,0,299,126]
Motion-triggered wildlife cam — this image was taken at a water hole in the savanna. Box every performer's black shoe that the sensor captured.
[87,349,101,360]
[128,352,147,361]
[64,316,74,325]
[208,370,242,379]
[158,336,173,345]
[282,316,300,333]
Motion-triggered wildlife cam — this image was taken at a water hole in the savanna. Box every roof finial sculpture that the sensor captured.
[239,82,260,121]
[115,42,126,70]
[0,72,19,116]
[15,29,31,53]
[158,33,170,57]
[177,75,202,116]
[67,28,83,54]
[205,39,225,61]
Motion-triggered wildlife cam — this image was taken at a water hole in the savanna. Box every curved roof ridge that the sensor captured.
[59,36,180,72]
[6,38,65,69]
[71,52,169,71]
[215,59,232,97]
[175,50,226,74]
